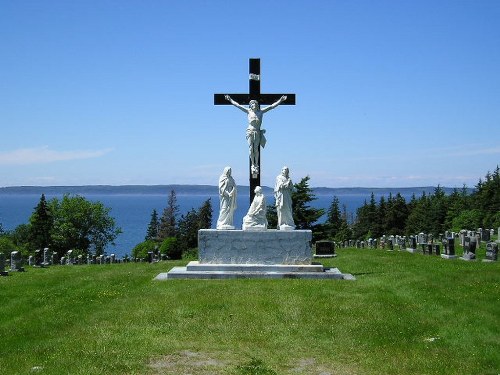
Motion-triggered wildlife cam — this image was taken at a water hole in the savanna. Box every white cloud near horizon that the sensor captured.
[0,146,113,165]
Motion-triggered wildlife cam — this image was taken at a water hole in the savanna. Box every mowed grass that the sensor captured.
[1,247,499,375]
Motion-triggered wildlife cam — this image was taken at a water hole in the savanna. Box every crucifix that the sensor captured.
[214,58,296,203]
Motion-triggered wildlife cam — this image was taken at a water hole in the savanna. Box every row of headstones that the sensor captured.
[0,250,134,276]
[333,227,499,262]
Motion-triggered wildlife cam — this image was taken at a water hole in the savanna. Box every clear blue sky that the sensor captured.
[1,0,499,188]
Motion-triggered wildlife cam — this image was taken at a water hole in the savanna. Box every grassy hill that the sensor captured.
[1,246,499,374]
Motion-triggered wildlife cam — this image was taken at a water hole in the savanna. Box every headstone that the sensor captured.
[461,236,477,261]
[314,240,335,257]
[441,238,457,259]
[66,250,74,265]
[51,252,59,265]
[484,242,498,262]
[481,229,490,242]
[10,251,25,272]
[28,255,34,266]
[425,244,432,255]
[34,249,42,266]
[0,253,8,276]
[43,248,51,266]
[433,244,440,255]
[60,256,66,265]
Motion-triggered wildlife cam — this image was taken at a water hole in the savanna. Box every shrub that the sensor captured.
[131,240,157,260]
[159,237,181,260]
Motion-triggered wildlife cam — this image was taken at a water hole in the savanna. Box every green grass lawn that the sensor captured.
[1,247,499,375]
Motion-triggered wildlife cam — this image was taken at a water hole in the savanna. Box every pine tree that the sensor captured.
[158,190,179,239]
[292,176,325,230]
[29,194,53,250]
[197,198,213,230]
[145,209,159,241]
[325,196,342,239]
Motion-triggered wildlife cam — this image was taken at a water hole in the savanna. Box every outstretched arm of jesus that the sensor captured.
[261,95,287,113]
[225,95,248,113]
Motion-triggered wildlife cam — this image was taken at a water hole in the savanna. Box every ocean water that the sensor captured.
[0,193,375,257]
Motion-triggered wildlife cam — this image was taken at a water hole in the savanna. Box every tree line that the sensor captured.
[132,190,213,260]
[302,166,500,242]
[0,194,121,258]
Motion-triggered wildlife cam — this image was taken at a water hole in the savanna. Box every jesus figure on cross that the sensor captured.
[224,94,287,176]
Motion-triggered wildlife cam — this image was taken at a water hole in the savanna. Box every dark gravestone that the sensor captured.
[35,249,42,266]
[147,251,154,263]
[462,236,476,260]
[485,242,498,261]
[409,237,417,250]
[425,244,433,255]
[433,244,440,255]
[315,241,335,256]
[443,238,455,255]
[0,253,8,276]
[481,230,491,242]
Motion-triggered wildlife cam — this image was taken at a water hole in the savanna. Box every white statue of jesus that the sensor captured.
[225,94,287,176]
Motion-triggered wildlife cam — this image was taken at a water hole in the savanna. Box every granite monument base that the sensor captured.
[156,229,354,280]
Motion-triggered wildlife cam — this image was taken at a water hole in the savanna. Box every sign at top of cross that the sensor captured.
[214,58,296,203]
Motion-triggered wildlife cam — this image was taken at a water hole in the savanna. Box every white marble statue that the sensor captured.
[216,166,237,229]
[224,94,287,176]
[274,166,295,230]
[242,186,268,230]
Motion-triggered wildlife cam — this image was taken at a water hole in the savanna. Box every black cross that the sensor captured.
[214,58,296,203]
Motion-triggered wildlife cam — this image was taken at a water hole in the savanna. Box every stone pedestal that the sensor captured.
[198,229,312,265]
[157,229,354,280]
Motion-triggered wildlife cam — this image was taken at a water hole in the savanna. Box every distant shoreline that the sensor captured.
[0,185,473,196]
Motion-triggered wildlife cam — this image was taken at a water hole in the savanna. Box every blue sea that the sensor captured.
[0,191,395,258]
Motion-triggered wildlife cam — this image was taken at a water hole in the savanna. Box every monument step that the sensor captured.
[186,261,324,273]
[155,265,355,280]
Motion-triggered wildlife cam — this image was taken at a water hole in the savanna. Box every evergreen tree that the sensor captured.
[197,198,213,230]
[177,208,199,252]
[373,196,387,238]
[385,193,408,235]
[158,190,179,239]
[474,166,500,227]
[145,209,160,241]
[29,194,53,250]
[325,196,342,239]
[292,176,325,230]
[428,185,448,235]
[405,192,430,235]
[335,204,352,242]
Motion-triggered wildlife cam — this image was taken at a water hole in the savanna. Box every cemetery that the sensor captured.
[1,55,500,373]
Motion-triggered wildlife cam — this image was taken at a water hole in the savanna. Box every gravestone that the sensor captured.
[441,238,457,259]
[433,244,440,255]
[10,251,25,272]
[314,240,336,258]
[0,253,8,276]
[34,249,42,266]
[66,250,74,265]
[43,248,51,266]
[484,242,498,262]
[481,229,491,242]
[461,236,477,261]
[60,256,66,265]
[51,252,59,266]
[28,255,34,266]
